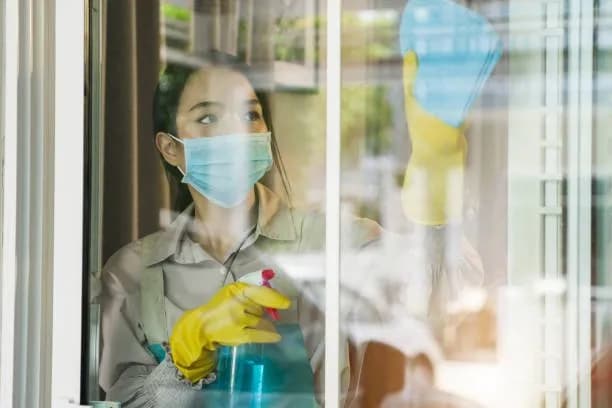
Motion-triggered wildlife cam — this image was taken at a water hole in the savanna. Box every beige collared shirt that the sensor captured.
[97,183,483,407]
[98,183,381,406]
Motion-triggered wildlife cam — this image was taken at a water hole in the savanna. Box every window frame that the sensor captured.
[0,0,597,406]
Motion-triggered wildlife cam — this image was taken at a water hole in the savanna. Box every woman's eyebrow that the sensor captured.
[188,101,222,112]
[245,99,260,106]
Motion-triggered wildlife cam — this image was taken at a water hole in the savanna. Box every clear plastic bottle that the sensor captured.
[214,342,266,407]
[204,324,317,407]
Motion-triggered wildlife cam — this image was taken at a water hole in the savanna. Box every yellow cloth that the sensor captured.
[401,51,467,225]
[169,281,291,382]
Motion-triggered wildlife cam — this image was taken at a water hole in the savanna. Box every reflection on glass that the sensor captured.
[86,0,607,407]
[339,1,607,408]
[339,1,496,406]
[93,1,335,406]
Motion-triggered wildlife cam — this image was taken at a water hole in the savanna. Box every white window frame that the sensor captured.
[1,0,86,406]
[0,0,19,404]
[566,0,595,406]
[1,0,66,406]
[325,0,342,406]
[51,0,86,406]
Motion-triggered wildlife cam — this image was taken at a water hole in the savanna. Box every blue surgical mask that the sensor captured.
[169,132,273,208]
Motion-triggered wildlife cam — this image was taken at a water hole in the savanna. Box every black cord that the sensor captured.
[221,225,257,285]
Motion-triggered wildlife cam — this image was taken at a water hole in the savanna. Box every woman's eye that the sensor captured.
[198,114,218,125]
[244,110,262,122]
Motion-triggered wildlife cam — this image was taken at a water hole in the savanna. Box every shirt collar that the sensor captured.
[142,183,297,267]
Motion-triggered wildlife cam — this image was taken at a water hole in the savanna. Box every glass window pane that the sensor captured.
[83,0,608,407]
[336,1,605,407]
[86,0,330,405]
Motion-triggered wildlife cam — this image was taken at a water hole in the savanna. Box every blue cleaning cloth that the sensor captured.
[399,0,503,127]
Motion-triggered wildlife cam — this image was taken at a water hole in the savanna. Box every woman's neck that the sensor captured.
[189,188,257,262]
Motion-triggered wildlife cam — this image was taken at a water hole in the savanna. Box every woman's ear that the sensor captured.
[155,132,182,167]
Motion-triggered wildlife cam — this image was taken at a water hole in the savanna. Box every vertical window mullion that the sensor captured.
[566,0,594,407]
[51,0,86,404]
[325,0,342,406]
[0,0,19,405]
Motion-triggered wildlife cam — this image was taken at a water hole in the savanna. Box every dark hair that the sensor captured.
[153,51,293,211]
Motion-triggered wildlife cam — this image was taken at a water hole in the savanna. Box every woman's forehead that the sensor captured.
[179,67,257,108]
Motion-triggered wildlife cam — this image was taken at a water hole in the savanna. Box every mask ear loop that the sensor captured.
[167,133,186,176]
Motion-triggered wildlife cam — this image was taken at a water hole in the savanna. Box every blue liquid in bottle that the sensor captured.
[224,343,265,407]
[202,324,317,407]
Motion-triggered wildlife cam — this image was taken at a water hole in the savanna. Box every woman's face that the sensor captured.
[156,66,269,172]
[175,67,268,138]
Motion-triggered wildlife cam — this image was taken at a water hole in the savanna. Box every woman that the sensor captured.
[98,51,483,407]
[98,52,381,407]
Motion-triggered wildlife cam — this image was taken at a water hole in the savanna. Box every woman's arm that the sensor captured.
[98,244,204,407]
[399,49,484,321]
[100,291,204,407]
[401,51,467,227]
[105,356,203,407]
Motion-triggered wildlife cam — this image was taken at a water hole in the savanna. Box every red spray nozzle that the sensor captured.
[262,269,275,282]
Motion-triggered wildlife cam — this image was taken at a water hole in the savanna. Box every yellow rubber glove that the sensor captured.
[169,281,291,383]
[401,51,467,225]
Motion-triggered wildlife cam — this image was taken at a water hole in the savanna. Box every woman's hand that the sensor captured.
[169,282,291,382]
[401,51,467,226]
